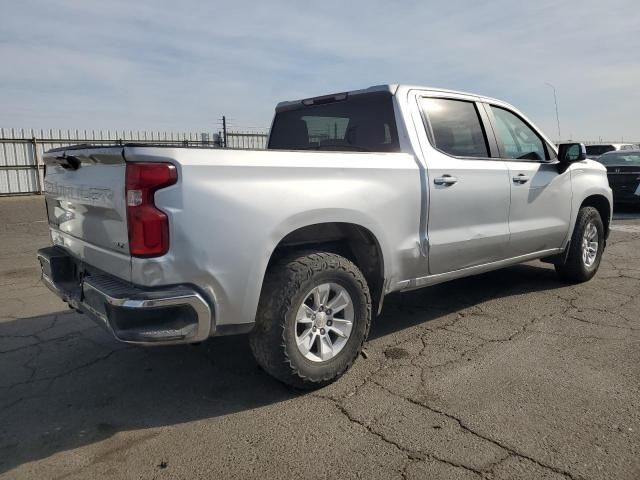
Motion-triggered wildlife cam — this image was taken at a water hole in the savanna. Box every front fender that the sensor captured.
[565,161,613,245]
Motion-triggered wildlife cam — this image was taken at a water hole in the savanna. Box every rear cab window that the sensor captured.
[268,92,400,152]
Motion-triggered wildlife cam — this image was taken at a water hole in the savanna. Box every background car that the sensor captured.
[596,150,640,205]
[585,143,638,159]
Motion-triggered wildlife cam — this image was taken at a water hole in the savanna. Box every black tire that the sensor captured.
[249,252,371,389]
[555,206,605,283]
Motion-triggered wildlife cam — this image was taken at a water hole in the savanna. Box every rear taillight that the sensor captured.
[126,162,177,257]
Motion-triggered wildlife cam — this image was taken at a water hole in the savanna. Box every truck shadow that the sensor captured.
[0,262,564,474]
[369,262,562,340]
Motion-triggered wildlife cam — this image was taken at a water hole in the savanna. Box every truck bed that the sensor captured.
[43,144,422,330]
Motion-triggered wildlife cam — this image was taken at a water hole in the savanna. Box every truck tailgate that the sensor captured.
[43,146,131,281]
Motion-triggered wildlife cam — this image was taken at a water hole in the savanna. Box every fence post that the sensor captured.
[32,136,43,195]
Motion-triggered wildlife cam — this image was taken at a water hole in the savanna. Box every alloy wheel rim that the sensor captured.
[294,282,354,362]
[582,222,599,267]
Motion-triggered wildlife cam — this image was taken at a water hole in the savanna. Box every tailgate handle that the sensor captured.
[54,155,81,171]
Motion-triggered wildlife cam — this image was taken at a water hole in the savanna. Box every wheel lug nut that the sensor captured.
[312,326,317,331]
[312,314,316,320]
[320,328,325,335]
[327,320,332,326]
[326,309,332,315]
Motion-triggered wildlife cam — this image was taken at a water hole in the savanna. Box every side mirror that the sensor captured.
[558,143,586,164]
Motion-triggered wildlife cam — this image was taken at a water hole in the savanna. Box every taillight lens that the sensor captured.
[126,163,177,257]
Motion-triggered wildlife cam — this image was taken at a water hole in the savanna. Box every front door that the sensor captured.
[486,105,572,257]
[419,97,511,275]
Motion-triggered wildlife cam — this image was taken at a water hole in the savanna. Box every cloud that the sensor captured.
[1,0,638,140]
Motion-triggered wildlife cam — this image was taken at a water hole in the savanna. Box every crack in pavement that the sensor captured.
[0,325,99,354]
[309,305,586,478]
[371,380,578,480]
[334,281,635,480]
[407,307,551,376]
[0,346,130,393]
[313,393,489,478]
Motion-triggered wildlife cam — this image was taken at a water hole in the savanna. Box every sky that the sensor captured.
[1,0,639,141]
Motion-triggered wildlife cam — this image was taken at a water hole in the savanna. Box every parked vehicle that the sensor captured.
[38,85,613,388]
[596,150,640,205]
[585,143,638,159]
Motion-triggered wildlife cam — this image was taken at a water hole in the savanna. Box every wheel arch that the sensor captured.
[580,194,612,239]
[542,192,611,266]
[265,222,386,315]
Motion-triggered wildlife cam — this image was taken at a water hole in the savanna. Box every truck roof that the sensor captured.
[275,84,506,112]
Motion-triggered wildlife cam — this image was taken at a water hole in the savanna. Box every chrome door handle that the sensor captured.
[513,174,530,184]
[434,175,458,186]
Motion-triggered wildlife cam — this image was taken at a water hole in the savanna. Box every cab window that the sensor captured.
[420,98,490,158]
[269,92,400,152]
[490,106,547,161]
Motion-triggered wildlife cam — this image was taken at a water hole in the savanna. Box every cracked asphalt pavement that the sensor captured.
[1,196,639,480]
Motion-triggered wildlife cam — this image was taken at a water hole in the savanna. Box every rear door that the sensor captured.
[484,104,572,257]
[43,146,131,280]
[418,95,511,275]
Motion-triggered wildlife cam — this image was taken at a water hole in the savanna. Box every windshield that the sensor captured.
[268,92,400,152]
[585,145,615,156]
[597,152,640,166]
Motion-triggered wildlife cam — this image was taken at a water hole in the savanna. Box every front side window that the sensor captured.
[490,106,547,161]
[420,98,489,158]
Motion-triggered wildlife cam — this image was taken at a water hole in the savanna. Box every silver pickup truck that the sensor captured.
[38,84,612,388]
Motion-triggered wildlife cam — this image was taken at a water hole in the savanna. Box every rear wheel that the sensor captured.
[555,206,604,282]
[249,252,371,389]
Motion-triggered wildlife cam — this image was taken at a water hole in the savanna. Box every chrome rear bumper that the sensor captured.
[37,246,213,345]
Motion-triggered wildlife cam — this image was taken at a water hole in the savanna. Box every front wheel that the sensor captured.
[555,206,605,283]
[249,252,371,389]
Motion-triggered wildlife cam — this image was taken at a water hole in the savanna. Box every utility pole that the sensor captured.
[544,82,561,141]
[222,115,227,148]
